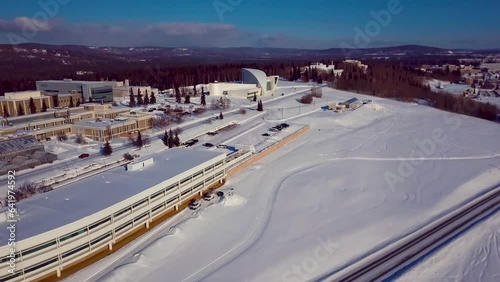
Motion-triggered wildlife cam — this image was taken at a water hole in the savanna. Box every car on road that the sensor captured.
[207,131,218,136]
[262,133,270,137]
[188,199,201,210]
[269,127,280,132]
[203,143,214,147]
[280,123,290,128]
[217,144,227,149]
[78,153,90,159]
[203,192,215,201]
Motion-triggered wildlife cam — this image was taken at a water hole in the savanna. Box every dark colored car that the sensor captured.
[207,131,218,136]
[203,143,214,147]
[216,191,224,197]
[78,153,90,159]
[188,199,201,210]
[262,133,270,137]
[280,123,290,128]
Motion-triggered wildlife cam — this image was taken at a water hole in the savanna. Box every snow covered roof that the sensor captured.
[0,148,225,242]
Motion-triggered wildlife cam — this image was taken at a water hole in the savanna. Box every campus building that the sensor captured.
[208,68,279,99]
[0,148,227,282]
[0,91,53,117]
[73,113,152,142]
[36,79,114,103]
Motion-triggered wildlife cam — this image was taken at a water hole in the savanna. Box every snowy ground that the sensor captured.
[67,87,500,282]
[395,209,500,282]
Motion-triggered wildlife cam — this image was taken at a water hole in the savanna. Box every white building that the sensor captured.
[208,68,279,99]
[0,148,227,282]
[306,62,344,76]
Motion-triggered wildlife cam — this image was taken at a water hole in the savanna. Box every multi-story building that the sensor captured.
[73,112,152,142]
[0,91,53,117]
[0,148,227,282]
[36,79,114,103]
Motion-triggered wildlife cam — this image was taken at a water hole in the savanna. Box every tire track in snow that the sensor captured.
[184,152,500,281]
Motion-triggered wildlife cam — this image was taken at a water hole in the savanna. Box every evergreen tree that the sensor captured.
[2,104,9,117]
[41,100,48,112]
[257,100,263,111]
[253,93,257,102]
[184,95,191,104]
[135,131,143,148]
[168,129,175,148]
[201,93,206,106]
[162,130,169,146]
[219,111,223,119]
[150,91,156,104]
[174,132,180,147]
[144,89,149,105]
[76,99,81,107]
[175,84,181,103]
[129,88,136,107]
[193,85,197,96]
[28,97,37,114]
[17,104,25,116]
[89,97,93,103]
[137,89,143,105]
[102,141,113,156]
[69,96,75,107]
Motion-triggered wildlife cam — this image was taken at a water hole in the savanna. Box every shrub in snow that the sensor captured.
[300,94,313,104]
[123,153,134,161]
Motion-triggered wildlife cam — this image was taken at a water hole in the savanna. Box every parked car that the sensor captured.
[188,199,201,210]
[262,133,270,137]
[203,192,215,201]
[207,131,218,136]
[203,143,214,147]
[269,127,280,132]
[217,144,228,149]
[280,123,290,128]
[78,153,90,159]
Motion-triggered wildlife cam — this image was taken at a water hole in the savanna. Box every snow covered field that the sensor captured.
[67,88,500,282]
[396,209,500,282]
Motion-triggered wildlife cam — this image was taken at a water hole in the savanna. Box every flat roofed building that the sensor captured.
[36,79,113,103]
[0,91,54,117]
[208,82,261,99]
[0,148,227,282]
[74,113,152,142]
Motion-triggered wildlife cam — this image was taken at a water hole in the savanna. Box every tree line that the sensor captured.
[335,63,499,121]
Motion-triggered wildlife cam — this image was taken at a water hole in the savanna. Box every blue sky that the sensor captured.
[1,0,499,49]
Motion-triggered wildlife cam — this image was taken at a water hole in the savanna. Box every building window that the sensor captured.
[151,189,164,200]
[90,232,112,247]
[62,244,89,259]
[180,176,191,185]
[165,183,177,192]
[89,217,111,231]
[60,228,86,243]
[24,256,58,274]
[22,240,57,257]
[116,221,133,233]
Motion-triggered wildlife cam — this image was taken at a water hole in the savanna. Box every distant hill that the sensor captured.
[0,43,477,78]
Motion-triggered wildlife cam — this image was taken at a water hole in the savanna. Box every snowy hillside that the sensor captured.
[68,88,500,282]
